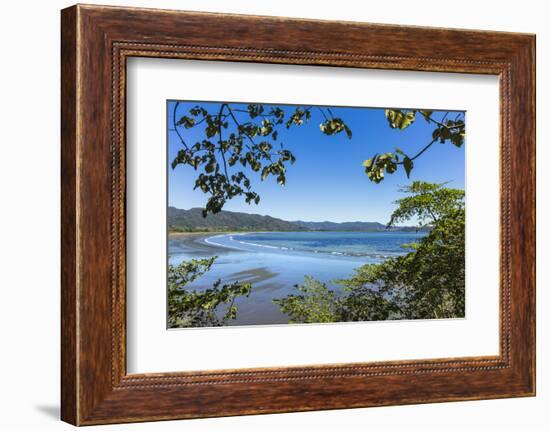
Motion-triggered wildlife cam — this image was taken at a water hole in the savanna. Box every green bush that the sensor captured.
[273,182,465,322]
[273,276,342,323]
[167,257,251,328]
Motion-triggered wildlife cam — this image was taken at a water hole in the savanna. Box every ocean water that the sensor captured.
[168,231,426,326]
[207,231,423,259]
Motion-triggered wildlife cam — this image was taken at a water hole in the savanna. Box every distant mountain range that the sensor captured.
[292,220,385,231]
[168,207,307,232]
[292,220,425,232]
[168,207,425,233]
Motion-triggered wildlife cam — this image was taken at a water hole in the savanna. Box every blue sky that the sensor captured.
[167,100,464,224]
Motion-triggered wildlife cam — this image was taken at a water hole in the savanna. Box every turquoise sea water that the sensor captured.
[168,231,425,326]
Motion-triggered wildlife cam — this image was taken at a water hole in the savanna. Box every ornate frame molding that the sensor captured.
[61,5,535,425]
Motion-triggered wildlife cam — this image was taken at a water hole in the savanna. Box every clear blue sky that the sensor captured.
[167,100,464,223]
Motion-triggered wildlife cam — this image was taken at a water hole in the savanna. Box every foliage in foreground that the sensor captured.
[362,110,465,183]
[171,102,352,216]
[167,257,251,328]
[273,181,465,322]
[167,182,465,326]
[273,276,342,324]
[171,102,465,215]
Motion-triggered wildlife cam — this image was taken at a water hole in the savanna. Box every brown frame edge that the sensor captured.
[61,4,535,426]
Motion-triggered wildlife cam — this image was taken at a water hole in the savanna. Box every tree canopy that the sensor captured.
[273,181,465,322]
[362,109,465,183]
[170,103,465,216]
[171,102,352,216]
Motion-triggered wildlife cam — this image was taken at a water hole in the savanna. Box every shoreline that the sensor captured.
[170,230,421,261]
[169,231,220,239]
[168,230,372,263]
[167,232,377,326]
[169,231,240,254]
[169,230,261,239]
[168,233,280,285]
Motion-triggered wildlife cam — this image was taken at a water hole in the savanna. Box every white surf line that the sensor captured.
[203,232,257,251]
[203,234,240,250]
[233,232,290,250]
[204,232,289,253]
[236,240,279,249]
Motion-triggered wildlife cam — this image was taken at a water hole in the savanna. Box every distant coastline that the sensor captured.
[167,229,428,325]
[169,230,426,261]
[168,231,230,254]
[168,231,217,238]
[168,207,428,234]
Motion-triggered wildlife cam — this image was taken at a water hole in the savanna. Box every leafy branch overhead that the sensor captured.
[171,102,353,216]
[363,109,465,183]
[171,102,465,215]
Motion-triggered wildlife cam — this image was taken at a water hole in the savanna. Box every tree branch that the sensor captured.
[231,108,278,119]
[422,112,464,130]
[427,207,439,224]
[397,138,438,164]
[172,101,190,150]
[317,107,329,121]
[225,104,257,148]
[217,104,230,180]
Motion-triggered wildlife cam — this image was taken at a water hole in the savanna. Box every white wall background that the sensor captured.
[0,0,546,429]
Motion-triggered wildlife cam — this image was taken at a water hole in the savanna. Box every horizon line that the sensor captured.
[168,205,393,225]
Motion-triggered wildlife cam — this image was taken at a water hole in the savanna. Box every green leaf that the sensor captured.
[320,118,348,136]
[204,160,216,173]
[261,167,269,181]
[176,116,196,129]
[419,110,433,122]
[403,156,413,178]
[205,124,217,138]
[385,109,416,130]
[363,153,379,169]
[344,125,353,139]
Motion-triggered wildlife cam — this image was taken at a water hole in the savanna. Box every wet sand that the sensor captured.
[168,232,230,253]
[168,232,279,284]
[168,232,368,326]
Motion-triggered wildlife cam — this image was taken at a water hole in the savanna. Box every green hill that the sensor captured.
[292,220,385,231]
[168,207,306,232]
[292,220,427,232]
[168,207,427,233]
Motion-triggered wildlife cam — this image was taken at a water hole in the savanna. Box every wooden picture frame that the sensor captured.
[61,4,536,425]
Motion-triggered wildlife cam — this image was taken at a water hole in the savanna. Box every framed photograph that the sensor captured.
[61,4,536,425]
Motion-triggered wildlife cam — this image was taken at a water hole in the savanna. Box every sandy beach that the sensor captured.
[168,230,426,326]
[168,231,280,285]
[167,231,383,325]
[168,231,227,252]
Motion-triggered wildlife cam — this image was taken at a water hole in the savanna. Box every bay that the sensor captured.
[168,231,426,326]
